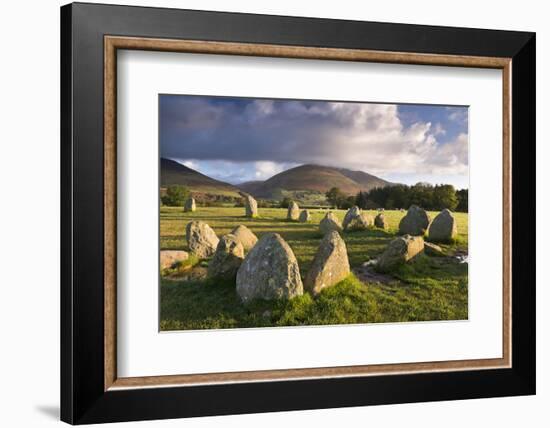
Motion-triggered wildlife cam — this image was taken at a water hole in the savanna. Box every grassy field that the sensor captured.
[160,206,468,330]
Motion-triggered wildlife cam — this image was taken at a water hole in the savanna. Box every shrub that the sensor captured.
[161,185,190,207]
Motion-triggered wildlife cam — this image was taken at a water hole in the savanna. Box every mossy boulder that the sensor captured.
[305,231,350,295]
[185,221,219,258]
[236,233,303,302]
[428,209,458,242]
[377,235,425,272]
[398,205,431,236]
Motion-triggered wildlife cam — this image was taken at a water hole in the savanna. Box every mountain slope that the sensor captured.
[239,164,391,199]
[336,168,392,190]
[160,158,241,197]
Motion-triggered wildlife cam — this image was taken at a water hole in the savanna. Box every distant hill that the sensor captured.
[236,164,392,199]
[160,158,241,197]
[236,181,264,194]
[336,168,391,190]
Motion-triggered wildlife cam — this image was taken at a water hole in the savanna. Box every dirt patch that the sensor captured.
[163,266,208,282]
[353,260,397,285]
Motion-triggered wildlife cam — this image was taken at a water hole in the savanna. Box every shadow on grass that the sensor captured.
[160,254,468,331]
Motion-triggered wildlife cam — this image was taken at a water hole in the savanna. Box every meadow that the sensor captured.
[160,206,469,330]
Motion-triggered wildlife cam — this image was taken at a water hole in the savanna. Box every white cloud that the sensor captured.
[182,160,197,169]
[162,99,469,182]
[254,161,285,179]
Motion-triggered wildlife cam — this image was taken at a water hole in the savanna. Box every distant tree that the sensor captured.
[161,185,190,207]
[358,183,463,211]
[409,182,434,209]
[456,189,468,212]
[355,191,369,209]
[340,196,356,210]
[280,197,292,209]
[432,184,458,211]
[325,187,348,208]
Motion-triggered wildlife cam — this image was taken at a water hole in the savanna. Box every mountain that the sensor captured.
[236,181,264,194]
[160,158,241,197]
[238,164,392,199]
[336,168,392,190]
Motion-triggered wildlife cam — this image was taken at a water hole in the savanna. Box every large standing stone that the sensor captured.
[243,195,258,218]
[160,250,189,270]
[185,221,219,258]
[398,205,431,236]
[346,213,374,231]
[230,225,258,251]
[342,206,362,230]
[184,197,196,212]
[377,235,425,272]
[236,233,303,302]
[428,209,458,242]
[305,231,350,295]
[287,201,300,221]
[319,212,343,234]
[374,212,388,229]
[299,209,311,223]
[208,234,245,278]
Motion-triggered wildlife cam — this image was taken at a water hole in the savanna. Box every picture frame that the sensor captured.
[61,2,535,424]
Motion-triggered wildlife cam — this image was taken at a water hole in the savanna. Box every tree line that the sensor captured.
[326,183,468,212]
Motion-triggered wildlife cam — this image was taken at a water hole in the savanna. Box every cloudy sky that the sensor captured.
[159,95,469,189]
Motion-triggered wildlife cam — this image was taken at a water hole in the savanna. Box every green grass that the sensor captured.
[160,207,468,330]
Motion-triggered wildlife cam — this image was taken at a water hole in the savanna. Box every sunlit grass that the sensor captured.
[160,207,468,330]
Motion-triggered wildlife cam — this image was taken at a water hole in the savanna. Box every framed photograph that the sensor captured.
[61,2,535,424]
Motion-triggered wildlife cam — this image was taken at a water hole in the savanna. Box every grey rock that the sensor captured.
[184,197,196,212]
[208,234,245,278]
[299,209,311,222]
[342,206,361,230]
[230,225,258,251]
[319,212,343,234]
[185,221,219,258]
[287,201,300,221]
[236,233,303,302]
[377,234,425,272]
[346,213,374,231]
[244,195,258,218]
[160,250,189,270]
[424,241,444,256]
[374,212,388,229]
[398,205,431,236]
[305,231,350,295]
[428,209,458,242]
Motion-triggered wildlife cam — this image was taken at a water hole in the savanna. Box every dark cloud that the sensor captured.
[160,95,469,177]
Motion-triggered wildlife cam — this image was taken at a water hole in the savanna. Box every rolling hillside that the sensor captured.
[237,164,392,199]
[160,158,241,197]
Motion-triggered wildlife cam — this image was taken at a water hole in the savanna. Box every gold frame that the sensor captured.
[104,36,512,391]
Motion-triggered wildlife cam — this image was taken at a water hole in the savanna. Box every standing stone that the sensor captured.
[346,213,374,231]
[428,209,458,242]
[208,234,245,279]
[377,235,425,272]
[160,250,189,270]
[185,221,219,258]
[184,197,196,212]
[374,212,388,229]
[299,209,311,223]
[305,231,350,295]
[342,206,362,230]
[230,225,258,251]
[236,233,303,302]
[319,212,343,234]
[287,201,300,221]
[243,195,258,218]
[398,205,431,236]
